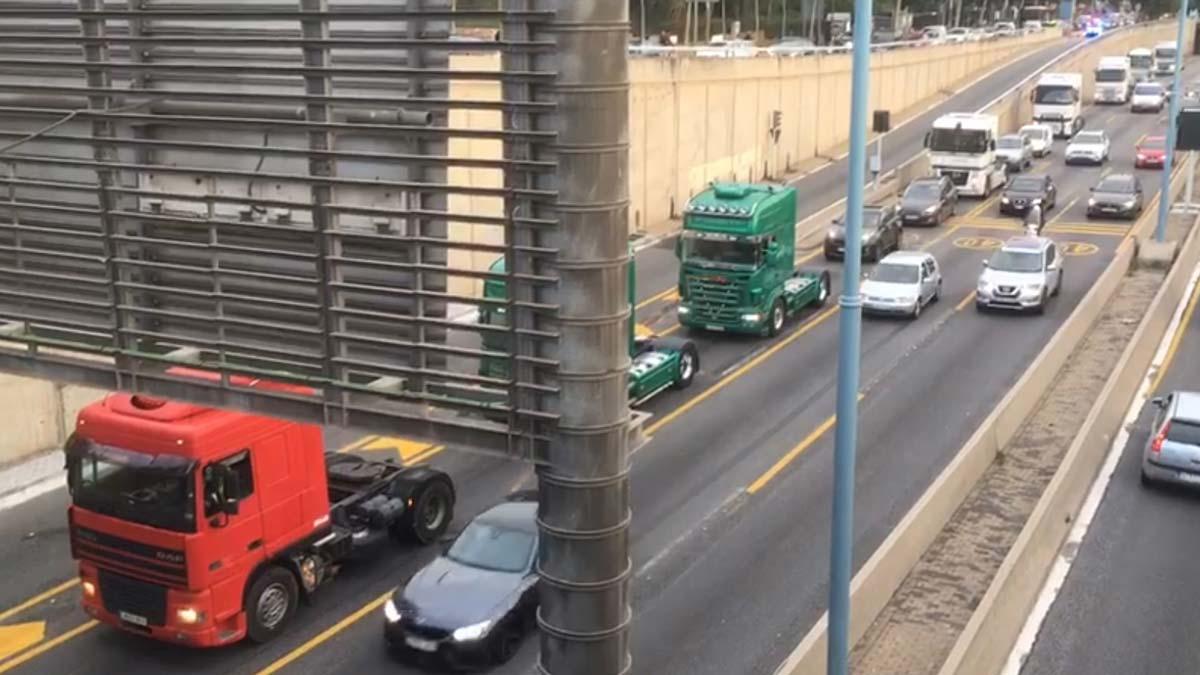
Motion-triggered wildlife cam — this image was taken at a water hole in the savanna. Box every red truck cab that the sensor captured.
[66,382,454,647]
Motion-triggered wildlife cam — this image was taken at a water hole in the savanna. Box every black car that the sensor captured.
[825,204,903,262]
[999,174,1057,216]
[898,176,958,226]
[1087,173,1144,219]
[384,500,538,669]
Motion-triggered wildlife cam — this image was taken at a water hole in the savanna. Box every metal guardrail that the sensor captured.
[0,0,563,459]
[625,30,1043,58]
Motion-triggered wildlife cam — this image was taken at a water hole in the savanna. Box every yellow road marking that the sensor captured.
[0,581,78,625]
[955,290,977,312]
[361,436,432,461]
[746,393,865,494]
[635,287,676,310]
[658,323,681,337]
[965,193,1001,219]
[635,323,656,338]
[1150,269,1200,393]
[0,621,96,674]
[254,594,389,675]
[0,622,45,662]
[335,434,379,454]
[407,445,446,466]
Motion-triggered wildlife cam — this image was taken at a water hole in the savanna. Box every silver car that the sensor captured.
[861,251,942,319]
[1141,391,1200,488]
[1064,130,1110,165]
[996,134,1034,171]
[975,236,1063,314]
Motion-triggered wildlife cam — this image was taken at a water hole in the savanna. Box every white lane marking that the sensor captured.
[1001,259,1200,675]
[0,475,65,513]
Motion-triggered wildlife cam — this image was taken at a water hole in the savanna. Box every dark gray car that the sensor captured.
[825,204,903,262]
[384,500,539,669]
[999,174,1058,216]
[1087,173,1144,220]
[898,176,958,226]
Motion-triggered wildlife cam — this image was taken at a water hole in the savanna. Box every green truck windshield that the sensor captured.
[681,235,759,267]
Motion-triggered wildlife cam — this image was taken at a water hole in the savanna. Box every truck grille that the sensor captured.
[99,569,168,627]
[72,526,187,587]
[685,273,746,323]
[942,170,969,186]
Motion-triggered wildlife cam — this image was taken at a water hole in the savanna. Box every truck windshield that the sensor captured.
[1130,54,1153,68]
[1034,85,1076,104]
[680,234,759,268]
[928,128,988,154]
[988,249,1042,273]
[1095,68,1126,82]
[1156,48,1176,59]
[65,435,198,533]
[446,522,535,573]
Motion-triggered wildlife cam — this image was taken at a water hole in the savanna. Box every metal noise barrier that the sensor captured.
[0,0,574,460]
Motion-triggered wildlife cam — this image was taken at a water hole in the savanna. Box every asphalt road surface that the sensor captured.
[0,33,1177,675]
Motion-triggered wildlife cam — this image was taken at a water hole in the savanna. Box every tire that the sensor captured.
[814,271,832,307]
[398,479,454,545]
[246,566,300,644]
[1034,290,1048,315]
[911,298,922,320]
[672,344,699,390]
[1052,269,1063,297]
[767,298,786,337]
[933,280,942,302]
[868,244,880,263]
[490,622,524,665]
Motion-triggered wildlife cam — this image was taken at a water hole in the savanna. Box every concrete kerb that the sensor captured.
[936,174,1200,675]
[771,24,1181,675]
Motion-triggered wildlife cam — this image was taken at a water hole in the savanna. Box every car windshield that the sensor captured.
[65,435,197,533]
[446,521,535,573]
[988,249,1043,272]
[1010,177,1043,192]
[1135,83,1163,95]
[1167,419,1200,445]
[680,233,759,268]
[1096,177,1135,193]
[1073,133,1103,144]
[871,263,920,284]
[997,137,1023,149]
[904,183,940,200]
[1141,137,1166,149]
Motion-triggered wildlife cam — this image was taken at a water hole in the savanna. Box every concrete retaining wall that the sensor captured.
[937,184,1200,675]
[0,374,105,466]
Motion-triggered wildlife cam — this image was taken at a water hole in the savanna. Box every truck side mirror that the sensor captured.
[1151,396,1166,408]
[923,131,931,148]
[673,236,682,260]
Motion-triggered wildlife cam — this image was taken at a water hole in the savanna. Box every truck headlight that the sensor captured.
[383,598,403,623]
[452,620,493,642]
[176,607,204,625]
[82,580,97,599]
[677,305,690,315]
[741,313,761,323]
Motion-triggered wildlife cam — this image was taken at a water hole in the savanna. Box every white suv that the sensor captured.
[976,236,1063,314]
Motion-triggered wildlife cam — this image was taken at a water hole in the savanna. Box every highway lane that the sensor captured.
[1018,224,1200,675]
[631,35,1081,301]
[156,101,1167,675]
[0,38,1151,675]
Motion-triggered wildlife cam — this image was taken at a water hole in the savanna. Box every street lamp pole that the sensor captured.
[1155,0,1188,242]
[828,0,871,671]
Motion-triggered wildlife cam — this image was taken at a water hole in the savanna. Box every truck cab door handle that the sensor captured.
[248,539,263,551]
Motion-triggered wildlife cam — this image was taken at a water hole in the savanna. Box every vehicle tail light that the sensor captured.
[1151,424,1168,453]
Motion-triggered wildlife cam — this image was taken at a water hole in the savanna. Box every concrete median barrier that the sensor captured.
[936,176,1200,675]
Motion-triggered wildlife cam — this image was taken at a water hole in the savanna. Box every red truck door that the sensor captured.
[201,450,266,611]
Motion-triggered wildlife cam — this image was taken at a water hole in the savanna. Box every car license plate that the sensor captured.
[1178,471,1200,485]
[705,325,724,332]
[904,214,917,220]
[405,635,438,652]
[119,611,148,627]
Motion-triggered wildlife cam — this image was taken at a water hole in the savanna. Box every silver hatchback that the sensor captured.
[1141,390,1200,488]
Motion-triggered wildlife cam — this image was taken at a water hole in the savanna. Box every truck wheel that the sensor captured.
[398,479,454,545]
[767,299,786,337]
[814,271,832,307]
[673,344,699,389]
[246,567,299,644]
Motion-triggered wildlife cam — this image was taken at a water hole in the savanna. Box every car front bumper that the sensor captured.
[1087,202,1138,218]
[900,210,940,225]
[863,298,919,315]
[976,289,1044,311]
[384,620,494,669]
[999,200,1038,214]
[1065,152,1103,165]
[1135,155,1164,168]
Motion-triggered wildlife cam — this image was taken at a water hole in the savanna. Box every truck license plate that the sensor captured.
[405,635,438,652]
[119,611,148,627]
[705,325,724,332]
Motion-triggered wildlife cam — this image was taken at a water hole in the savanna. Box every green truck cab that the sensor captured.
[676,182,832,336]
[478,255,699,407]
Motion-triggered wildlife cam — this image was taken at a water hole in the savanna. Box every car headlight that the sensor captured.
[1123,199,1137,207]
[923,205,938,214]
[1137,153,1147,160]
[1024,283,1043,292]
[861,232,875,242]
[1001,196,1010,203]
[176,607,204,625]
[452,620,493,642]
[741,313,761,323]
[977,280,990,292]
[1088,198,1096,206]
[827,228,840,239]
[383,598,403,623]
[901,296,918,304]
